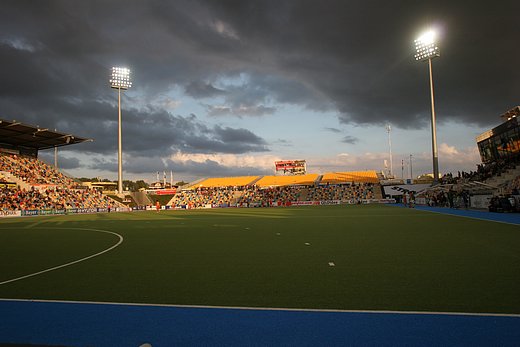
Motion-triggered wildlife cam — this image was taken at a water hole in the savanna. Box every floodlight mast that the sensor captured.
[109,67,132,194]
[415,30,440,184]
[386,124,393,177]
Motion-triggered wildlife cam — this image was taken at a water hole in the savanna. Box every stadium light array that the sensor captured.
[110,67,132,89]
[414,30,440,183]
[109,66,132,194]
[414,31,440,61]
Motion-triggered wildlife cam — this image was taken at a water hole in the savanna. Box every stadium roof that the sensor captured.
[0,118,91,150]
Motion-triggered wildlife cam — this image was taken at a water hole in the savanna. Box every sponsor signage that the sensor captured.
[320,200,341,205]
[291,201,320,206]
[77,208,97,214]
[0,210,21,218]
[0,182,16,189]
[150,189,177,195]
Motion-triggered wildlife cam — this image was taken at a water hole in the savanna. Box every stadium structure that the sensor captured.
[477,106,520,164]
[2,106,520,217]
[1,112,520,346]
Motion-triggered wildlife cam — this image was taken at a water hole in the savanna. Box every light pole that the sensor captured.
[409,154,413,181]
[386,124,393,178]
[415,30,440,184]
[109,67,132,194]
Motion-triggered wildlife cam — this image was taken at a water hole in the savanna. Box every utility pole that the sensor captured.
[409,154,413,181]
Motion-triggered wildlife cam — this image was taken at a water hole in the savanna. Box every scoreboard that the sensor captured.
[275,160,306,175]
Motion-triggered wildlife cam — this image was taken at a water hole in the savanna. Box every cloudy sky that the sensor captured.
[1,1,519,182]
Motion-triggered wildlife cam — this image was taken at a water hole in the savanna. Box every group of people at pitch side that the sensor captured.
[402,191,415,208]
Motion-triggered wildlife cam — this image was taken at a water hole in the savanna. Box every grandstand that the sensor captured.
[320,171,379,184]
[0,117,385,214]
[0,118,126,215]
[189,175,260,188]
[368,107,520,210]
[0,119,90,154]
[4,109,520,215]
[164,171,383,209]
[182,171,380,190]
[254,174,319,187]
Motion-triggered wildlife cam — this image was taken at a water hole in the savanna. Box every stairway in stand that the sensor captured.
[485,165,520,188]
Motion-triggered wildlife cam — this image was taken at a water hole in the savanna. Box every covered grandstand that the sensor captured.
[166,171,384,209]
[320,171,379,184]
[255,174,319,187]
[0,118,91,156]
[0,118,126,216]
[191,176,260,188]
[184,171,379,189]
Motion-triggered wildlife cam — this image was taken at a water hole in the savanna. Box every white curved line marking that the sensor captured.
[0,228,123,285]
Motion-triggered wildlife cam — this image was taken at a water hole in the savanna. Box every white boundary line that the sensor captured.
[0,227,123,285]
[0,298,518,318]
[1,223,518,318]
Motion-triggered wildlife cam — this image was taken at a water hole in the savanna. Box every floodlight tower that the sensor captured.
[109,67,132,194]
[386,124,393,178]
[415,30,440,184]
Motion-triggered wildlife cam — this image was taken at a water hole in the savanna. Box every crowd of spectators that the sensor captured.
[0,153,78,187]
[170,183,377,209]
[508,176,520,195]
[170,186,240,208]
[307,183,375,202]
[439,157,520,185]
[237,186,305,207]
[0,152,120,212]
[0,186,114,211]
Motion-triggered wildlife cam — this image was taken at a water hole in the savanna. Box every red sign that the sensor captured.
[153,189,177,195]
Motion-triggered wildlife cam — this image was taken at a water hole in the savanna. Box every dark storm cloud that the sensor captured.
[89,158,117,173]
[184,81,226,98]
[273,139,291,147]
[199,0,520,127]
[206,104,276,117]
[324,127,342,134]
[1,0,519,176]
[38,151,81,170]
[80,106,270,155]
[90,155,271,178]
[164,158,270,178]
[341,136,359,145]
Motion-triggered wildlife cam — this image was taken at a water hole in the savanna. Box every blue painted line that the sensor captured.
[394,204,520,225]
[1,300,519,346]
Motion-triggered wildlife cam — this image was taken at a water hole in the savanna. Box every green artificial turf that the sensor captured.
[0,204,519,314]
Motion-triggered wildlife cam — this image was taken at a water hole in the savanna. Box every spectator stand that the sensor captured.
[0,118,126,215]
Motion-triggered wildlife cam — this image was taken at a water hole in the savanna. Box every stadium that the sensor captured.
[1,2,520,346]
[1,108,520,346]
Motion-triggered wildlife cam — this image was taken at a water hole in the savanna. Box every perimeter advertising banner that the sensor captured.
[0,210,21,218]
[0,182,16,189]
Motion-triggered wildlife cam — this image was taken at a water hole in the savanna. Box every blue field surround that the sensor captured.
[1,300,519,347]
[399,204,520,225]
